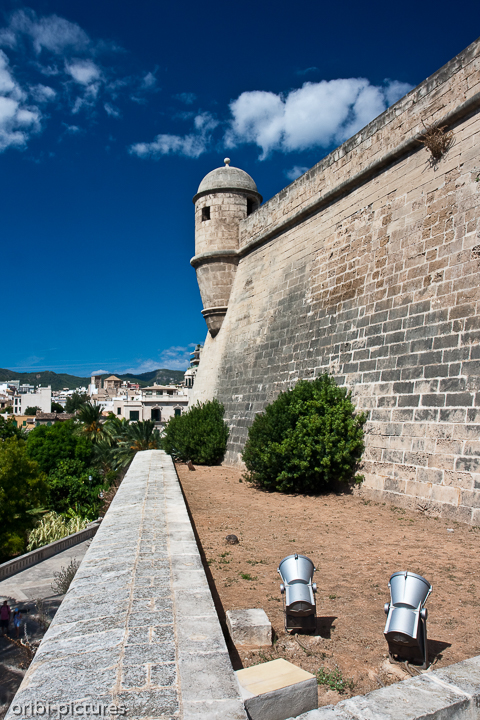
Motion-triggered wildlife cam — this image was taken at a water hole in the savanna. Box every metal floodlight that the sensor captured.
[384,571,432,669]
[278,554,317,633]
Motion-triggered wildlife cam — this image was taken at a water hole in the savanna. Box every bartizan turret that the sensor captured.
[191,159,262,337]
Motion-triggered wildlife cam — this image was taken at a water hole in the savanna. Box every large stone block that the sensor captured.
[226,608,272,647]
[235,658,317,720]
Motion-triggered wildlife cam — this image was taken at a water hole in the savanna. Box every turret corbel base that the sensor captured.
[201,306,228,337]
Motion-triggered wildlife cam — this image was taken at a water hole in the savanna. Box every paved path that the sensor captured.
[5,451,246,720]
[0,540,91,604]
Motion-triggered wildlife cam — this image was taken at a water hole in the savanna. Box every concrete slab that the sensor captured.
[236,658,318,720]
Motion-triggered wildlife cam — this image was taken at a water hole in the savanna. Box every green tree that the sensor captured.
[0,405,13,414]
[76,402,104,441]
[0,415,26,440]
[0,438,47,561]
[162,400,229,464]
[26,419,93,475]
[24,406,40,416]
[242,375,367,493]
[51,402,64,413]
[65,392,88,413]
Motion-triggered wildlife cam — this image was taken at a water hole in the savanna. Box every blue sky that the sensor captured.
[1,0,478,376]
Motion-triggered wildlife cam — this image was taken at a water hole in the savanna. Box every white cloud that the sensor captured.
[284,165,309,181]
[175,92,196,105]
[66,59,101,85]
[141,71,156,89]
[2,9,90,55]
[90,369,110,376]
[226,78,413,158]
[104,102,121,118]
[30,83,56,102]
[384,79,414,106]
[125,346,195,374]
[62,123,82,134]
[129,111,218,159]
[0,8,159,150]
[0,49,41,151]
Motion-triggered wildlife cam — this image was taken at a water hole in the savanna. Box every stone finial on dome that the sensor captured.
[224,158,231,166]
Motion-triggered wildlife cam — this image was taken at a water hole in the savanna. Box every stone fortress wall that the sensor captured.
[191,37,480,524]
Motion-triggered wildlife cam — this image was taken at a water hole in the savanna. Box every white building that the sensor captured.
[113,385,188,427]
[12,386,51,415]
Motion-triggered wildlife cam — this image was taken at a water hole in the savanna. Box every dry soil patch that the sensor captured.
[176,463,480,707]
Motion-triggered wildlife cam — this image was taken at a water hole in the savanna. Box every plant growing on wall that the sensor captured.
[162,399,229,465]
[242,374,367,493]
[418,122,453,160]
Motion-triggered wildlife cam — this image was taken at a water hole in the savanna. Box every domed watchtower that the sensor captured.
[191,159,262,337]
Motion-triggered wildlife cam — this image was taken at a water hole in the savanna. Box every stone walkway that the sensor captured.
[0,540,91,604]
[5,451,246,720]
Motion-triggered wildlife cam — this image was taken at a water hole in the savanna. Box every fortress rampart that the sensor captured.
[192,38,480,523]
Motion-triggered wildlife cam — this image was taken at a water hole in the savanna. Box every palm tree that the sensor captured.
[116,420,161,467]
[76,402,104,441]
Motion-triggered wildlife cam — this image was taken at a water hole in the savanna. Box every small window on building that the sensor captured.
[167,390,173,395]
[130,410,139,421]
[156,390,162,396]
[117,407,122,415]
[23,421,26,426]
[247,198,256,216]
[202,206,210,221]
[151,408,161,422]
[174,408,181,417]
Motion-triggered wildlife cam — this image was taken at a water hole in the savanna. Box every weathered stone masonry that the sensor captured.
[192,38,480,524]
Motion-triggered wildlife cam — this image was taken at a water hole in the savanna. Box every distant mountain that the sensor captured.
[0,367,186,391]
[0,369,88,391]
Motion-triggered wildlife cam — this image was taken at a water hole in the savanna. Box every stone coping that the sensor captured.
[291,654,480,720]
[5,450,247,720]
[0,522,101,581]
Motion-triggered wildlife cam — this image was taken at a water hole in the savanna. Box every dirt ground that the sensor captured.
[176,463,480,707]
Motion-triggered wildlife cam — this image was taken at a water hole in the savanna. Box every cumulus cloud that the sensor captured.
[0,8,90,55]
[29,83,56,102]
[0,7,160,152]
[90,369,110,376]
[284,165,309,181]
[129,111,218,159]
[225,78,413,159]
[65,59,101,85]
[125,346,195,373]
[0,49,41,151]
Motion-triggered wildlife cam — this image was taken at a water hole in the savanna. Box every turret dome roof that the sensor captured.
[194,159,262,201]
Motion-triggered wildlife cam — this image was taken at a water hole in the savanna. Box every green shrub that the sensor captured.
[242,374,367,493]
[162,399,229,465]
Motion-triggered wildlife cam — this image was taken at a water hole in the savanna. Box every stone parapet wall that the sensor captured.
[292,655,480,720]
[5,451,246,720]
[192,38,480,523]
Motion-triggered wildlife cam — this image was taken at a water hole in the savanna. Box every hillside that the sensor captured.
[0,367,186,391]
